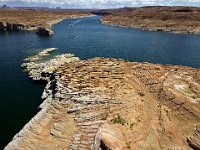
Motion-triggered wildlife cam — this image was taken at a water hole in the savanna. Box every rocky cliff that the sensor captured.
[5,48,200,150]
[0,22,30,31]
[0,9,93,36]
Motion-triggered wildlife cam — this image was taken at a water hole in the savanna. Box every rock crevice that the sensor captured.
[5,48,200,150]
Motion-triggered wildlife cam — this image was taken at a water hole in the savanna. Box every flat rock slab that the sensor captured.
[5,50,200,150]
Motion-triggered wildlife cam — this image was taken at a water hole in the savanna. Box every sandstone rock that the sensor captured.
[101,6,200,34]
[5,50,200,150]
[0,9,93,36]
[36,27,54,36]
[95,124,128,150]
[187,124,200,150]
[5,23,26,31]
[24,48,57,62]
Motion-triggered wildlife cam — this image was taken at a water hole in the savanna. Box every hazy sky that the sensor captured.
[0,0,200,8]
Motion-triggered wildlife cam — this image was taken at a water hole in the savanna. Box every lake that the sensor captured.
[0,16,200,149]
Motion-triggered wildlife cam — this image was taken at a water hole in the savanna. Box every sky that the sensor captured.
[0,0,200,9]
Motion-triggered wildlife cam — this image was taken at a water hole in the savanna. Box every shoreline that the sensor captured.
[5,48,200,149]
[5,50,80,149]
[0,10,95,36]
[100,19,200,35]
[38,14,96,36]
[100,6,200,35]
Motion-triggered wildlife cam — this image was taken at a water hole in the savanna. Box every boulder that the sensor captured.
[95,124,128,150]
[36,27,54,36]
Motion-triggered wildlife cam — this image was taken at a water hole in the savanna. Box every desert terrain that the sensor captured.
[0,9,92,35]
[101,6,200,34]
[5,49,200,150]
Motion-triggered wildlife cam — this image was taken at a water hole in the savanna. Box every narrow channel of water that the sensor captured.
[0,15,200,149]
[51,16,200,68]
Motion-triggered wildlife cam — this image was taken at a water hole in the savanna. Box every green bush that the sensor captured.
[111,115,126,125]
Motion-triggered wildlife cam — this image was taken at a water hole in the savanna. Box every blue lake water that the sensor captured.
[0,16,200,149]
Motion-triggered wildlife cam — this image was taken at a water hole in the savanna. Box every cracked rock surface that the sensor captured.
[5,49,200,150]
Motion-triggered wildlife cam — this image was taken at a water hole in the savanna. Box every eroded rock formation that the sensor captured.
[0,9,94,36]
[0,22,6,31]
[5,48,200,150]
[36,27,54,36]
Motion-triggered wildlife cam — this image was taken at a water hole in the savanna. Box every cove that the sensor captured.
[0,15,200,149]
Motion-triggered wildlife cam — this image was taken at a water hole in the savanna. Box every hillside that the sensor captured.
[101,6,200,34]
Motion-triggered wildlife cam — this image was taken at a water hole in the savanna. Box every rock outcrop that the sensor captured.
[0,22,6,31]
[0,21,37,32]
[36,27,54,36]
[6,23,26,31]
[5,48,200,150]
[24,48,57,62]
[187,124,200,150]
[0,9,94,36]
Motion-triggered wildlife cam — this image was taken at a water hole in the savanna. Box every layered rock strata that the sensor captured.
[5,48,200,150]
[101,6,200,34]
[0,9,94,36]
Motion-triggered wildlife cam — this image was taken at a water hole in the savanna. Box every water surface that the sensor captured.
[0,16,200,149]
[51,16,200,67]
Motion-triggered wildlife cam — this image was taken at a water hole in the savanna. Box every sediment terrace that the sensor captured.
[5,48,200,150]
[101,6,200,34]
[0,9,93,36]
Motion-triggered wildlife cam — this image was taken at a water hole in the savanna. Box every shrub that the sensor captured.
[138,91,145,97]
[111,115,126,125]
